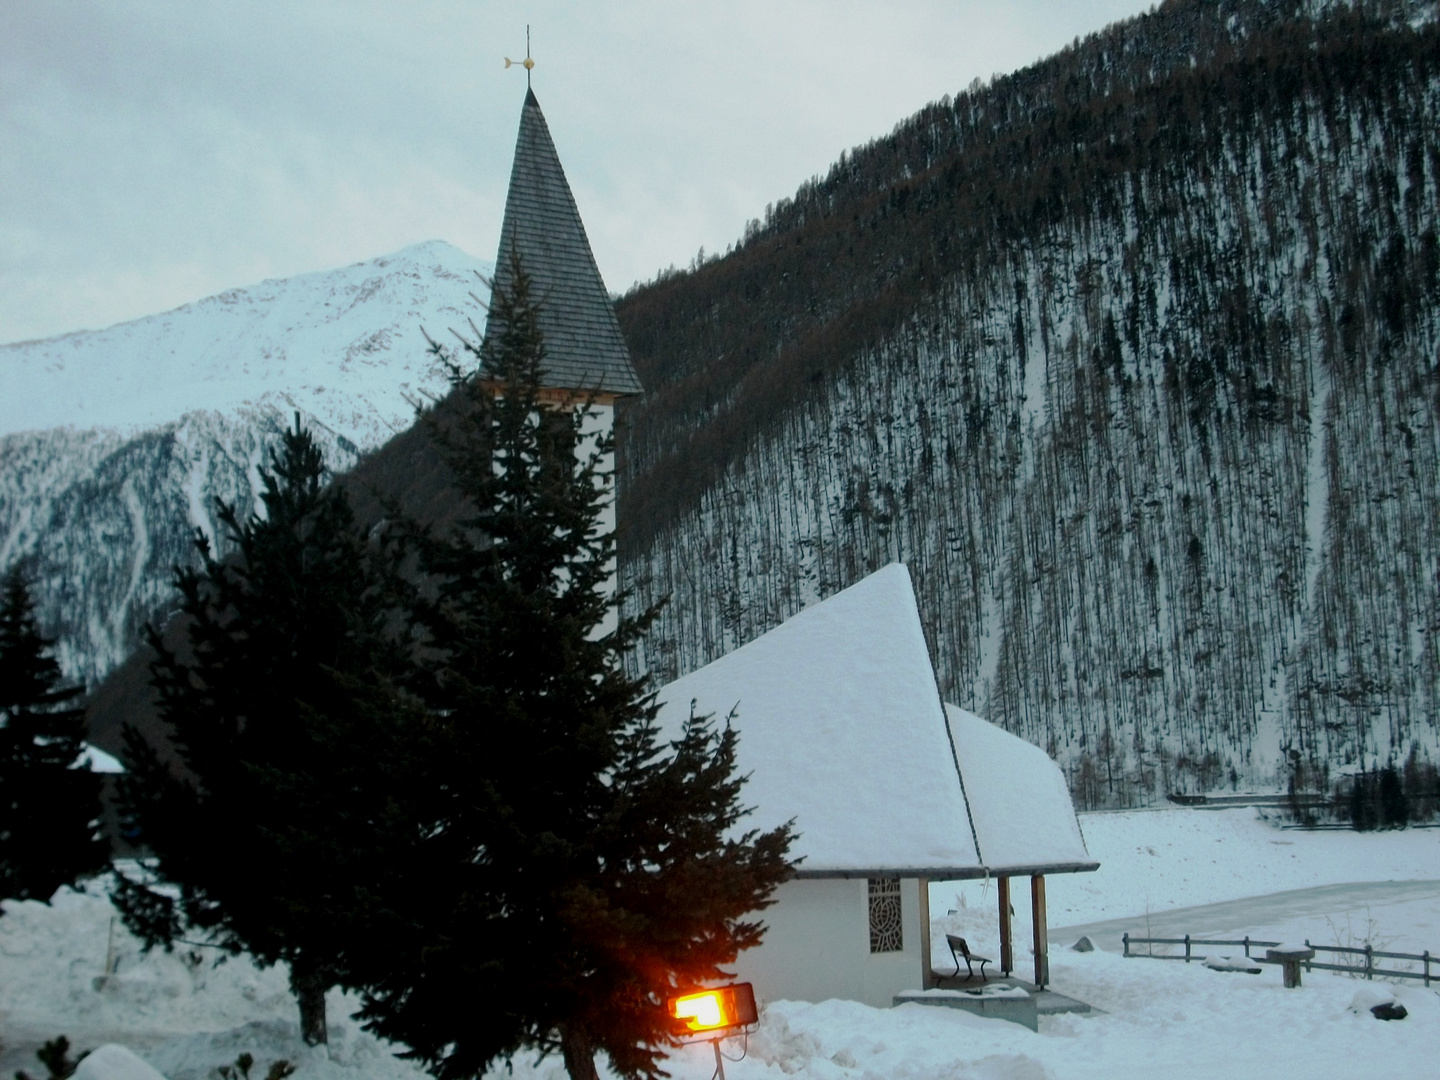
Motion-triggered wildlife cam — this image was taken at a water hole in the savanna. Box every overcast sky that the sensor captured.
[1,1,1152,345]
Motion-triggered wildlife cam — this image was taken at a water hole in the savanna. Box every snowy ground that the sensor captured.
[657,951,1440,1080]
[2,809,1437,1080]
[930,807,1440,968]
[1054,879,1440,957]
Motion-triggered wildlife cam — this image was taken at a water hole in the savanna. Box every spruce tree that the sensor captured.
[116,420,396,1045]
[0,570,107,906]
[348,262,795,1080]
[1349,767,1377,831]
[1378,762,1408,829]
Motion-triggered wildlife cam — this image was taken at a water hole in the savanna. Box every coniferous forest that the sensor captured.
[613,0,1440,805]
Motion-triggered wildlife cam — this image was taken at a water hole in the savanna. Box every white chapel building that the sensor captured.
[654,564,1098,1008]
[483,87,645,627]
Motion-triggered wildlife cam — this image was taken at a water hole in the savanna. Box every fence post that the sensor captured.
[1185,934,1191,963]
[1243,935,1250,959]
[1425,951,1431,988]
[1304,939,1313,973]
[1123,932,1129,958]
[1365,944,1373,981]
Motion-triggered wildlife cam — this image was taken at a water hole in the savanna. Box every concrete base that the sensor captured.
[1032,986,1098,1017]
[929,974,1100,1018]
[894,987,1039,1031]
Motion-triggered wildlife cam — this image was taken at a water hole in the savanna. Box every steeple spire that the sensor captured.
[483,89,642,398]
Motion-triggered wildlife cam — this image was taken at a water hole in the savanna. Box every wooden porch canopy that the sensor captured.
[942,704,1098,987]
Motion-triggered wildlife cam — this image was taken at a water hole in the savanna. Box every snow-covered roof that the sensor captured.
[945,705,1096,875]
[655,564,979,875]
[79,743,124,774]
[654,563,1097,879]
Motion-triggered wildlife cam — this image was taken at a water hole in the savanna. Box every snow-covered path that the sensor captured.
[1052,878,1440,956]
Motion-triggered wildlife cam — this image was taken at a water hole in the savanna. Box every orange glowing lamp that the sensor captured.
[667,983,758,1039]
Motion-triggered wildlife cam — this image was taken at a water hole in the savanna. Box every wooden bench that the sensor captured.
[945,934,992,981]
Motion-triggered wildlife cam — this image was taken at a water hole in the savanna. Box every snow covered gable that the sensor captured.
[944,705,1096,874]
[654,564,981,875]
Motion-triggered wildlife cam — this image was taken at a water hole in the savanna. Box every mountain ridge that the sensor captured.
[1,241,493,686]
[1,240,489,449]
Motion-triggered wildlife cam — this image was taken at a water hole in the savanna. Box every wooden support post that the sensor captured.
[1031,874,1048,989]
[918,877,934,989]
[1265,945,1315,989]
[997,877,1013,975]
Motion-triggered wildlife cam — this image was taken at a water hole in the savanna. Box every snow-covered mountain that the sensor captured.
[2,240,491,447]
[0,241,492,685]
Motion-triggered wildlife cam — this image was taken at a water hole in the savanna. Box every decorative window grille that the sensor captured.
[868,877,903,953]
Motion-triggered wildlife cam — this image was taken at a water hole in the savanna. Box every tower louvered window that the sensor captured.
[868,877,903,953]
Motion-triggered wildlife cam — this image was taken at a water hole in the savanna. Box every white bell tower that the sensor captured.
[484,85,644,628]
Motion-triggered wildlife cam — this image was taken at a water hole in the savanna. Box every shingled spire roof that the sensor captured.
[484,88,643,397]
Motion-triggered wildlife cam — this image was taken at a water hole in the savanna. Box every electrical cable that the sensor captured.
[718,1031,750,1062]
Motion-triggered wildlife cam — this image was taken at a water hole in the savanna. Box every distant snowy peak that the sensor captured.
[0,241,494,685]
[0,240,493,451]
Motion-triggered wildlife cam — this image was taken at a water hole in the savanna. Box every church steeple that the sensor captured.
[484,90,643,398]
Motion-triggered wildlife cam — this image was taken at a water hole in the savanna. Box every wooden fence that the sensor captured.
[1121,933,1436,986]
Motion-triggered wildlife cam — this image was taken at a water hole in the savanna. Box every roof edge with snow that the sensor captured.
[792,861,1100,881]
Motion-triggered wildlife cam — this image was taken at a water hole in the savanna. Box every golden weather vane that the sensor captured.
[504,25,535,88]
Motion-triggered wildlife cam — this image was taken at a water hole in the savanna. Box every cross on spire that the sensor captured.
[503,25,535,88]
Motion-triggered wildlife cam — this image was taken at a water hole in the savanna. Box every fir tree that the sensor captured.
[1349,767,1377,831]
[116,420,396,1045]
[348,262,795,1080]
[1378,762,1409,829]
[0,570,107,906]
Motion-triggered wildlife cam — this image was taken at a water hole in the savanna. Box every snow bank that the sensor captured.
[0,882,419,1080]
[148,1019,422,1080]
[72,1045,167,1080]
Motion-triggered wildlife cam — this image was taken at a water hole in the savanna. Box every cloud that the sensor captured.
[0,0,1150,343]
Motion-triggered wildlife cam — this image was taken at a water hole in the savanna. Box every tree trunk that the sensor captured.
[559,1024,600,1080]
[290,963,329,1046]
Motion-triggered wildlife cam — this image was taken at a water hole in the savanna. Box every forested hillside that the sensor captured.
[614,0,1440,805]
